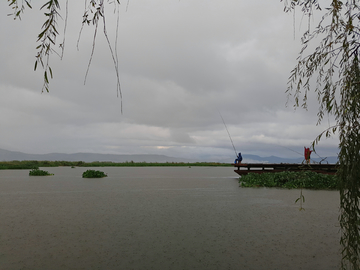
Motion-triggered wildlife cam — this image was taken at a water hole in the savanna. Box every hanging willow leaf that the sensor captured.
[49,66,53,78]
[44,71,48,84]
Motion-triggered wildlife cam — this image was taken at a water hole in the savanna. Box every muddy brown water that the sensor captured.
[0,167,340,270]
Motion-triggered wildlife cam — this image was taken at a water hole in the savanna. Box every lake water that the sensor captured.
[0,167,341,270]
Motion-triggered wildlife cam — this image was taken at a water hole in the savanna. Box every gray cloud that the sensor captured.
[0,1,339,160]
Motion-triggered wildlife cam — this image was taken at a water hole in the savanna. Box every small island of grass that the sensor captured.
[29,169,54,176]
[82,169,107,178]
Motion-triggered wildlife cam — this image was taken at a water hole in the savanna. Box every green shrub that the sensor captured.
[82,170,107,178]
[29,169,53,176]
[239,171,338,190]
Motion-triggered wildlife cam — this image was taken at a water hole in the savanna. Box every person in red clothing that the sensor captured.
[304,147,312,164]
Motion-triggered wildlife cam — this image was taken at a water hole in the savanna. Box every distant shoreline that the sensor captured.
[0,160,233,170]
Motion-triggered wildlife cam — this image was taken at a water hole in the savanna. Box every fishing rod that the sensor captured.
[217,111,329,163]
[218,111,238,157]
[280,145,303,157]
[280,144,328,163]
[312,149,328,164]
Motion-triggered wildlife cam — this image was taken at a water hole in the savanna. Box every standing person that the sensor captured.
[304,147,312,164]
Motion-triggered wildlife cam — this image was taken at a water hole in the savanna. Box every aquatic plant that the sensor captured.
[239,171,338,190]
[82,170,107,178]
[29,169,53,176]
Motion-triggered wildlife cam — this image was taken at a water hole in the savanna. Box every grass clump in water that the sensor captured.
[82,170,107,178]
[29,169,53,176]
[239,171,338,190]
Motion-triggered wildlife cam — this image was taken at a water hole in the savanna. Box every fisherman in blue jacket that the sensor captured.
[234,152,243,164]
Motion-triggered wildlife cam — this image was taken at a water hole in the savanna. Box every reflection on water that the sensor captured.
[0,167,340,270]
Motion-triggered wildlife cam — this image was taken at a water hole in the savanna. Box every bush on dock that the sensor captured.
[82,170,107,178]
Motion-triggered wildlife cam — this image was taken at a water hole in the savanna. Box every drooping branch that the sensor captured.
[79,0,122,111]
[7,0,123,111]
[34,0,61,93]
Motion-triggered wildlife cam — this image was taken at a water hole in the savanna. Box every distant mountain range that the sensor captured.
[240,154,338,164]
[0,148,338,164]
[0,148,192,163]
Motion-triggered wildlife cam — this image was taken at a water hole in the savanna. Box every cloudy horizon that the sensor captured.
[0,1,339,161]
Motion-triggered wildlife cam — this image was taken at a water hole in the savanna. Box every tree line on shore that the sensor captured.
[0,160,232,170]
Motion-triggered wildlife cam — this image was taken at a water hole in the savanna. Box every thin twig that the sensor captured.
[101,3,122,112]
[84,20,98,85]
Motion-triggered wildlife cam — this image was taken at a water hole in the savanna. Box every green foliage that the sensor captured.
[82,169,107,178]
[29,169,53,176]
[240,171,338,190]
[0,160,231,169]
[0,161,38,170]
[282,1,360,268]
[79,161,230,167]
[34,0,60,93]
[295,189,305,211]
[337,57,360,270]
[7,0,32,19]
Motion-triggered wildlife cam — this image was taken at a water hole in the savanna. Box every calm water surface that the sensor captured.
[0,167,340,270]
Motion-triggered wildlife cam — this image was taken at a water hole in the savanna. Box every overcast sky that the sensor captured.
[0,0,339,161]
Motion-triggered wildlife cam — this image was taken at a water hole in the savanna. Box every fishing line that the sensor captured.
[279,144,328,163]
[279,145,303,157]
[217,111,330,162]
[312,150,328,163]
[218,111,238,158]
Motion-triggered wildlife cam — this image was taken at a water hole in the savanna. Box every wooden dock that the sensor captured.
[233,163,338,176]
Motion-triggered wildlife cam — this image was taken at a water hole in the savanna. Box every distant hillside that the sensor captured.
[0,148,338,164]
[0,149,194,163]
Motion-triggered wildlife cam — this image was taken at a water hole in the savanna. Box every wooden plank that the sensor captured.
[234,169,337,176]
[233,163,338,176]
[234,163,337,168]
